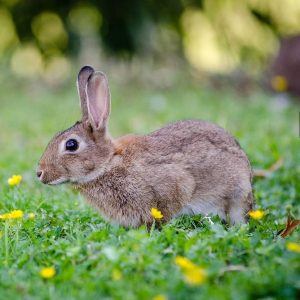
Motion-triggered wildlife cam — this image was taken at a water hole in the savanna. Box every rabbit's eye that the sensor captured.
[65,139,78,152]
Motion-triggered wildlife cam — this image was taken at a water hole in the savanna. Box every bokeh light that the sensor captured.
[181,8,235,73]
[31,12,68,51]
[0,8,18,55]
[10,44,43,78]
[43,54,71,86]
[68,4,102,35]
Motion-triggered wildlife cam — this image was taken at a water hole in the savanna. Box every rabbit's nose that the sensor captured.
[36,170,43,179]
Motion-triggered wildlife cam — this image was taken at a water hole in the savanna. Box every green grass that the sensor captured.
[0,77,299,300]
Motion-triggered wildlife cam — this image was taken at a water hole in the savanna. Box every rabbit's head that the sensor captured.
[37,66,114,185]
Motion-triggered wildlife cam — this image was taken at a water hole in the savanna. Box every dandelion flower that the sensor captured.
[175,256,196,269]
[0,210,24,220]
[8,175,22,187]
[153,294,167,300]
[183,267,207,285]
[248,210,265,220]
[40,267,56,279]
[111,269,122,281]
[151,208,163,219]
[9,210,24,219]
[287,242,300,253]
[28,213,35,219]
[175,256,207,285]
[271,75,288,92]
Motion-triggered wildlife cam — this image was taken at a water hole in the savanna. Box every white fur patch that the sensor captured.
[48,177,67,185]
[70,167,106,184]
[176,197,226,220]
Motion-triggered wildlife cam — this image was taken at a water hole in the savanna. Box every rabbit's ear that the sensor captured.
[77,66,94,121]
[86,71,110,130]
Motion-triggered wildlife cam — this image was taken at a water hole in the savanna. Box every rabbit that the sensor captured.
[37,65,254,228]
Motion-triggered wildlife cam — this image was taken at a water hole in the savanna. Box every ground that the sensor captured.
[0,78,299,300]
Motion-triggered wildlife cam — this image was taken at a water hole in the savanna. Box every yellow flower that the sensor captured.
[183,267,207,285]
[175,256,196,269]
[175,256,207,285]
[28,213,35,219]
[287,242,300,253]
[0,210,24,220]
[151,208,163,219]
[40,267,56,279]
[8,175,22,187]
[111,269,122,281]
[153,294,167,300]
[248,210,265,220]
[9,210,24,219]
[271,75,288,92]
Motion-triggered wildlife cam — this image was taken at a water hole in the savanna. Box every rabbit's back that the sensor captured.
[148,120,241,151]
[146,120,250,174]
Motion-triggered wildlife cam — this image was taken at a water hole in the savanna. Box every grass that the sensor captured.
[0,76,299,300]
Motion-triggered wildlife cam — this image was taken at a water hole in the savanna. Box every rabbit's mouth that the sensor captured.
[37,165,68,185]
[37,172,68,185]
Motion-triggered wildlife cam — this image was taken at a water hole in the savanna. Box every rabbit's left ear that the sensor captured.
[86,71,111,130]
[77,66,94,122]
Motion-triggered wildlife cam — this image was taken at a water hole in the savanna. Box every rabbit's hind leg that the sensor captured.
[228,190,253,224]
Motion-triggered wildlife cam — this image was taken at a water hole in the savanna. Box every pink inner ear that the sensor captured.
[86,73,110,129]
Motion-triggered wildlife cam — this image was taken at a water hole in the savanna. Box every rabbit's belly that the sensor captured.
[85,195,146,228]
[105,211,144,228]
[176,197,226,220]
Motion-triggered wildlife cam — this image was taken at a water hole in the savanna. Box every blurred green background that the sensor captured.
[1,0,300,83]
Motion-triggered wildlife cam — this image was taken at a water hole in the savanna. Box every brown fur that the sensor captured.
[114,135,139,155]
[37,66,254,228]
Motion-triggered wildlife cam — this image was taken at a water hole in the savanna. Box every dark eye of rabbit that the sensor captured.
[65,139,78,152]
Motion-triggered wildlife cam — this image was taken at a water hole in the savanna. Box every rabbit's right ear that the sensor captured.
[77,66,94,122]
[86,71,110,131]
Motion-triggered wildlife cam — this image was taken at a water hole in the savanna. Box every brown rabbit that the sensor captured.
[37,66,253,228]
